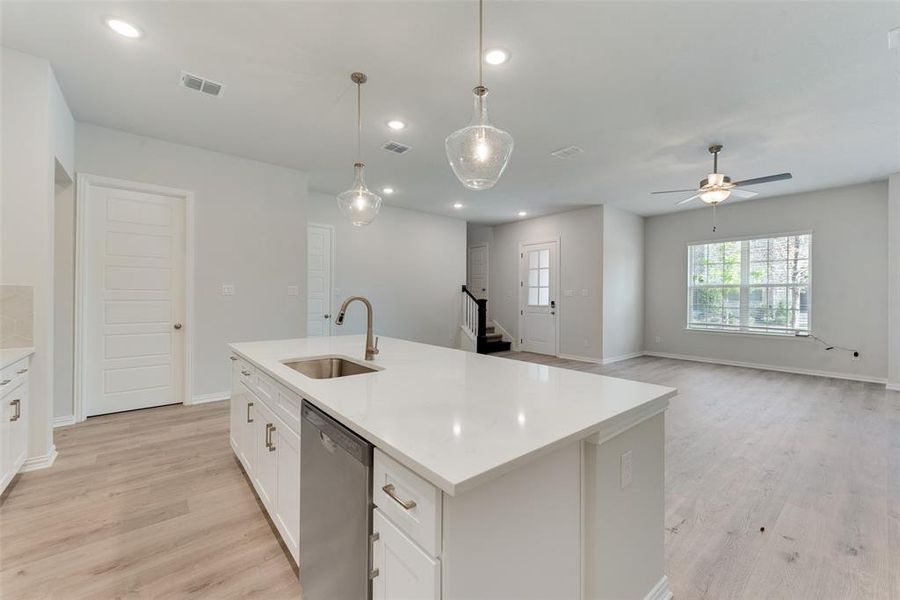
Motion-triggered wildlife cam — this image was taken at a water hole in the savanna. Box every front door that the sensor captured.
[306,224,334,336]
[519,240,558,355]
[82,179,187,416]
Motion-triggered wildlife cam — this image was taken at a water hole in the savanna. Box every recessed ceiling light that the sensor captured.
[382,187,394,195]
[453,202,464,209]
[517,211,528,217]
[484,48,510,65]
[386,120,406,131]
[106,18,142,38]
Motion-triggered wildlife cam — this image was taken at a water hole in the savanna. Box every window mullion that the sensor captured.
[739,240,750,330]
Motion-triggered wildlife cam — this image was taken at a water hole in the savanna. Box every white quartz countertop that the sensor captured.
[230,336,676,496]
[0,347,34,370]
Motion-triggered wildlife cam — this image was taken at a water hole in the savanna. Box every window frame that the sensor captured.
[684,230,813,337]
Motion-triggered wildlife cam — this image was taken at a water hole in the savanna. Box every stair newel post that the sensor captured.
[476,298,488,354]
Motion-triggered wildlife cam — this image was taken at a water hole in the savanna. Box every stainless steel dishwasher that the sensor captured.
[300,401,374,600]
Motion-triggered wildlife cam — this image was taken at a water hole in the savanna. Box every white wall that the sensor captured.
[306,191,466,348]
[75,123,308,399]
[53,172,75,421]
[602,205,644,362]
[1,48,74,463]
[483,207,604,360]
[888,174,900,390]
[644,181,889,381]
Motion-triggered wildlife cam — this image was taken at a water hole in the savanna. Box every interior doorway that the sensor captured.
[306,223,334,336]
[467,243,489,301]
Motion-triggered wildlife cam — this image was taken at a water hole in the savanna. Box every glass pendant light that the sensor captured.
[445,0,513,190]
[337,72,382,226]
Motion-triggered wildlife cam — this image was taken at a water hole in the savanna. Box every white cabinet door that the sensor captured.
[0,390,11,491]
[238,384,257,474]
[373,509,440,600]
[253,401,278,511]
[229,357,241,453]
[8,382,27,473]
[273,417,300,563]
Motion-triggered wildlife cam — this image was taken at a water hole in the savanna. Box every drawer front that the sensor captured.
[373,449,442,557]
[237,358,255,389]
[0,357,30,399]
[252,370,277,405]
[274,383,302,434]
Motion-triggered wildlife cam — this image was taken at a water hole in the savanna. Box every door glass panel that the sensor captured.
[528,288,539,305]
[538,288,549,305]
[529,251,539,268]
[539,249,550,268]
[539,269,549,286]
[528,270,539,286]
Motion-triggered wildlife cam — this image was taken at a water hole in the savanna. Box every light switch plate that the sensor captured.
[564,289,574,297]
[287,285,300,296]
[581,288,589,297]
[221,284,235,296]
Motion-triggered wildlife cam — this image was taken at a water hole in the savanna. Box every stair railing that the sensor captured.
[461,285,488,353]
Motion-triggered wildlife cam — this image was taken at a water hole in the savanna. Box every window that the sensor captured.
[526,249,550,306]
[687,233,810,335]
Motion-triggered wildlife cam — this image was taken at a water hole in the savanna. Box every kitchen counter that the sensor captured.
[0,347,35,370]
[230,335,675,496]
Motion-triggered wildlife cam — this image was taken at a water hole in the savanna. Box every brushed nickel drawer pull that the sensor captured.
[230,356,238,361]
[241,369,251,376]
[10,399,20,421]
[266,424,276,451]
[16,368,28,375]
[0,379,10,386]
[246,401,254,423]
[382,484,416,510]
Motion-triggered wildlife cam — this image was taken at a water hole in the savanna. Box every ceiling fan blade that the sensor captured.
[651,188,697,194]
[729,189,758,199]
[732,173,792,187]
[676,194,700,206]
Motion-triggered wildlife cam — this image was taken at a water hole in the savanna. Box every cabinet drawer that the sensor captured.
[373,449,442,557]
[0,357,30,399]
[274,382,302,434]
[252,370,277,404]
[236,358,255,388]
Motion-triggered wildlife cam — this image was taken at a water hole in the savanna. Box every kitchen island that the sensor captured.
[228,335,676,600]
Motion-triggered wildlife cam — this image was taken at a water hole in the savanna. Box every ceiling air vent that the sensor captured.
[382,141,412,154]
[179,71,225,97]
[550,145,583,159]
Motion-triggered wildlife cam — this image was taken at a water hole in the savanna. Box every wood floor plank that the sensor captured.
[2,354,898,599]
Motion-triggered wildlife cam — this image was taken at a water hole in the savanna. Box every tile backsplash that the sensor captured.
[0,285,34,348]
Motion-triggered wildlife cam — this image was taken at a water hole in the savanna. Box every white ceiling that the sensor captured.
[3,1,899,223]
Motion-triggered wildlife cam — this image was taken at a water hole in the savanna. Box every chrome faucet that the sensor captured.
[334,296,379,360]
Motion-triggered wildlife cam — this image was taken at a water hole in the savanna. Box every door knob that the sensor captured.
[173,323,183,330]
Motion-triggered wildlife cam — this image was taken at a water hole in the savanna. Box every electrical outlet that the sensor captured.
[581,288,589,297]
[221,284,235,296]
[621,450,633,489]
[287,285,299,296]
[655,336,661,344]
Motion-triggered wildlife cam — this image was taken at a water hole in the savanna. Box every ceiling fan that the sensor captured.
[652,145,792,206]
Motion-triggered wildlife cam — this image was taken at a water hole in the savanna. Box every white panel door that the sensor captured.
[306,224,333,337]
[467,244,488,300]
[519,241,559,355]
[83,183,186,416]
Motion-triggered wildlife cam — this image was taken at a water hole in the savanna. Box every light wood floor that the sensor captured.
[2,354,898,599]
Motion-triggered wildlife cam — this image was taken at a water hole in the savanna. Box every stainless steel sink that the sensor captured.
[283,356,378,379]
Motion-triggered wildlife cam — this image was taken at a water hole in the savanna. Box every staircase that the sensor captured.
[461,285,511,354]
[483,324,511,354]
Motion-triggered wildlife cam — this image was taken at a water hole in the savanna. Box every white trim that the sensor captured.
[643,351,886,385]
[683,327,807,340]
[75,174,195,422]
[886,382,900,392]
[190,391,230,405]
[53,415,76,428]
[491,319,516,350]
[556,352,604,365]
[21,445,58,472]
[306,222,336,336]
[643,575,673,600]
[517,236,561,356]
[601,351,645,365]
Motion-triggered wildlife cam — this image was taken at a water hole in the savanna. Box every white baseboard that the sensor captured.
[643,351,887,385]
[53,415,76,428]
[601,351,645,365]
[644,575,673,600]
[556,352,604,365]
[21,445,58,472]
[190,392,230,405]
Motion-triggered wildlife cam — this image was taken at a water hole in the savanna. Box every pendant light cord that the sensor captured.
[478,0,483,87]
[356,80,362,164]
